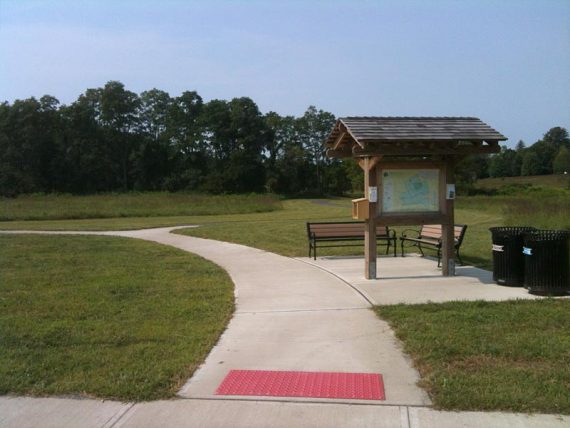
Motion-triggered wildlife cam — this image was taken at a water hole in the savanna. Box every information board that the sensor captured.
[381,169,439,213]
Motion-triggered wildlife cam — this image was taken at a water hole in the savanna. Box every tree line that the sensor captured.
[485,128,570,179]
[441,127,570,192]
[0,81,359,197]
[1,80,568,198]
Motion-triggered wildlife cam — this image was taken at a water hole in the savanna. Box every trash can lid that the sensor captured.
[523,229,570,242]
[489,226,536,235]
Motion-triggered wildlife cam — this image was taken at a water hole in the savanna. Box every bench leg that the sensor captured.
[313,240,317,260]
[437,248,441,267]
[456,247,464,265]
[418,243,425,257]
[386,234,397,257]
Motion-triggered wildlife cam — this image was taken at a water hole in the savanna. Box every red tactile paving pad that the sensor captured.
[215,370,385,400]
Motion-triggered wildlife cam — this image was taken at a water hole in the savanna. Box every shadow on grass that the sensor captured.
[462,255,493,271]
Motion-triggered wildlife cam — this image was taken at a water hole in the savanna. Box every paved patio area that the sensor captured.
[298,254,545,305]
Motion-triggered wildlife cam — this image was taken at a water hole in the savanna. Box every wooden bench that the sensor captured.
[400,224,468,267]
[307,221,397,260]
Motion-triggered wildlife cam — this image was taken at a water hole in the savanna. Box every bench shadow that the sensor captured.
[377,275,442,280]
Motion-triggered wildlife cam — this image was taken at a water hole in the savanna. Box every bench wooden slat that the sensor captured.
[307,221,396,259]
[419,224,465,240]
[311,227,363,233]
[309,224,390,236]
[421,231,442,239]
[311,228,391,237]
[314,231,365,238]
[310,224,363,230]
[404,237,441,246]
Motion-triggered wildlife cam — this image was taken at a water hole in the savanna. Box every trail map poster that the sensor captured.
[381,169,439,213]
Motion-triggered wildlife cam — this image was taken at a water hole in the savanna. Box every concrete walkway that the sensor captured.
[1,227,568,428]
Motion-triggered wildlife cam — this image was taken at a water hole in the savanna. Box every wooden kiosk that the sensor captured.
[325,117,506,279]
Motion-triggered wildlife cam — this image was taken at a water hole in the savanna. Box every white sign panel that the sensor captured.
[446,184,456,200]
[368,186,378,203]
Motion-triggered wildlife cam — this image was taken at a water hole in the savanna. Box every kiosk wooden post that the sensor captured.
[361,157,380,279]
[441,157,456,276]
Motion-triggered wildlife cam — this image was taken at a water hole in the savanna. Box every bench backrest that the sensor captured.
[307,222,390,239]
[420,224,467,244]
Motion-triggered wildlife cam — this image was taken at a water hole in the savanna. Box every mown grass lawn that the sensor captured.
[0,198,350,232]
[376,300,570,414]
[0,234,234,401]
[0,192,281,222]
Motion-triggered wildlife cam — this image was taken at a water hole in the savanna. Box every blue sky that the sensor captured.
[1,0,569,147]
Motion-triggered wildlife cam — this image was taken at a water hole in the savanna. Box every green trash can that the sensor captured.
[523,230,570,296]
[489,227,535,286]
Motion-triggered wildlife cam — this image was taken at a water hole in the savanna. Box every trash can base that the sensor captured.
[528,287,569,297]
[495,279,523,287]
[495,276,525,287]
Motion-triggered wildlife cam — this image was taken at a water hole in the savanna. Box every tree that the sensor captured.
[521,151,541,176]
[455,154,490,192]
[524,127,570,175]
[271,144,313,195]
[165,91,205,190]
[296,106,335,193]
[139,89,171,142]
[37,95,66,192]
[488,147,519,177]
[133,89,172,190]
[264,112,301,193]
[515,140,526,152]
[62,89,116,192]
[200,97,269,193]
[168,90,204,154]
[264,112,296,169]
[225,97,269,193]
[342,159,364,194]
[527,141,557,175]
[99,81,141,190]
[322,160,351,195]
[0,101,25,196]
[0,97,60,195]
[542,127,570,149]
[553,146,570,174]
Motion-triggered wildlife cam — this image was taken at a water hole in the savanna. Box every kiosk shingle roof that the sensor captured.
[326,117,507,146]
[325,117,506,157]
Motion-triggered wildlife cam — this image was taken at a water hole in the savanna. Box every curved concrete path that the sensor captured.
[130,228,427,405]
[2,227,569,428]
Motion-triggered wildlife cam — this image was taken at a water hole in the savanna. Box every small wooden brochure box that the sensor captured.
[352,198,369,220]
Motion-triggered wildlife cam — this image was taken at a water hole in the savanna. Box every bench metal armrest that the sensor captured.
[401,228,420,239]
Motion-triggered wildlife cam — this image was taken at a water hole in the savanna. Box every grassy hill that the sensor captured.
[476,174,570,191]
